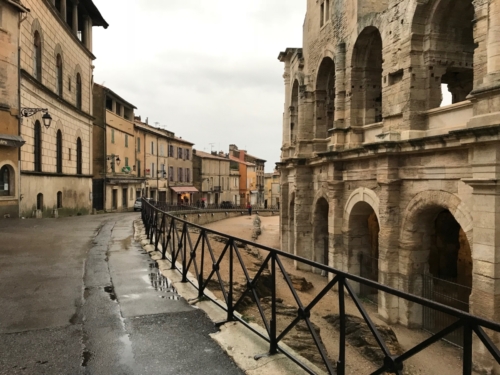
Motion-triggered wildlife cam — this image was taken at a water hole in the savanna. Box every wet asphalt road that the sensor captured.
[0,213,243,375]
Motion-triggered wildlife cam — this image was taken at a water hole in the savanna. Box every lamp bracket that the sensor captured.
[21,108,48,118]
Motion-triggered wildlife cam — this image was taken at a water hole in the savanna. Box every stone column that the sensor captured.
[334,43,346,129]
[376,156,401,323]
[280,179,290,254]
[82,14,89,48]
[293,165,314,271]
[314,90,327,138]
[328,171,344,273]
[61,0,67,22]
[72,0,79,36]
[488,0,500,77]
[282,72,291,154]
[295,89,315,158]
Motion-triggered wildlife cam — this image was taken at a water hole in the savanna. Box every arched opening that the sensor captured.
[347,201,379,302]
[76,137,82,174]
[34,31,42,80]
[289,193,295,254]
[37,193,43,211]
[76,73,82,110]
[313,197,329,275]
[34,121,42,172]
[290,80,299,144]
[56,54,63,97]
[0,165,12,196]
[57,191,63,209]
[401,202,472,345]
[419,0,475,108]
[351,27,383,126]
[56,130,63,173]
[316,57,336,138]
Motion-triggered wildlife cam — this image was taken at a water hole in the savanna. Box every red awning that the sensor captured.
[170,186,198,193]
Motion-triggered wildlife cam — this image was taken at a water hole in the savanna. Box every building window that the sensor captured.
[56,54,63,97]
[137,160,141,177]
[178,147,182,159]
[151,162,155,177]
[169,145,174,157]
[56,130,63,173]
[160,144,164,156]
[125,134,128,148]
[169,166,174,181]
[34,31,42,80]
[76,137,82,174]
[115,102,121,116]
[111,129,115,143]
[76,73,82,110]
[37,193,43,210]
[160,164,165,178]
[34,121,42,172]
[57,191,62,208]
[151,141,154,155]
[178,167,183,182]
[0,166,11,196]
[125,157,129,167]
[68,76,72,91]
[185,149,190,160]
[137,137,141,152]
[186,168,190,183]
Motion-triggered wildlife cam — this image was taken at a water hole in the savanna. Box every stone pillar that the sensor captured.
[72,0,79,36]
[82,14,89,48]
[280,178,290,254]
[333,43,346,129]
[488,0,500,77]
[293,166,314,271]
[282,72,291,157]
[295,89,315,158]
[88,17,93,52]
[376,156,401,323]
[61,0,67,22]
[328,171,344,273]
[314,89,327,139]
[464,144,500,373]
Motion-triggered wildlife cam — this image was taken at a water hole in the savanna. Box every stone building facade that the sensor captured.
[192,150,232,206]
[19,0,107,217]
[0,0,28,218]
[279,0,500,370]
[229,144,266,206]
[134,120,195,205]
[92,84,144,212]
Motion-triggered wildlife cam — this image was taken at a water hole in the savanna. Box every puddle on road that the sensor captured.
[148,262,181,300]
[104,285,117,301]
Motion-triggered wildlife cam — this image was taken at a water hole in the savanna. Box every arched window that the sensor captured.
[76,73,82,110]
[56,54,63,97]
[34,121,42,172]
[37,193,44,210]
[57,191,63,208]
[76,137,82,174]
[0,166,11,196]
[34,31,42,80]
[56,130,63,173]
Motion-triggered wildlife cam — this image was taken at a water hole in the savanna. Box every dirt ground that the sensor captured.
[200,215,477,375]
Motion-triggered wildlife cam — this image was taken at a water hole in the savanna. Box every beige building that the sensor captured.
[229,144,266,206]
[134,120,195,204]
[229,154,255,207]
[19,0,107,217]
[92,84,144,211]
[264,171,280,209]
[279,0,500,368]
[193,150,232,206]
[0,0,28,218]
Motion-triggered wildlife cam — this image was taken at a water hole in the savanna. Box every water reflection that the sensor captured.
[148,262,180,300]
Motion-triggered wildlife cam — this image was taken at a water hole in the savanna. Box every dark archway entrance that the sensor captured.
[316,57,336,138]
[313,197,329,275]
[347,201,380,302]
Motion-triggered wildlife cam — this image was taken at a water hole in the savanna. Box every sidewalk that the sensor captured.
[0,213,244,375]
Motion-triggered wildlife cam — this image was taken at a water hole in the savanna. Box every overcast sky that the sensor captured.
[92,0,305,172]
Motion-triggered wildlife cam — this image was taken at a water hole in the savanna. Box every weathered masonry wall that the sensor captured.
[279,0,500,372]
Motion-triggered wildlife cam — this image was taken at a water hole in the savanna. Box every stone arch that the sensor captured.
[30,19,44,44]
[343,188,380,297]
[410,0,476,109]
[54,43,64,61]
[315,56,336,138]
[399,190,473,326]
[288,191,296,255]
[312,193,329,274]
[350,26,383,127]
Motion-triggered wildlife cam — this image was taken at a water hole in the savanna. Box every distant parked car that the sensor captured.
[134,197,151,211]
[220,201,234,209]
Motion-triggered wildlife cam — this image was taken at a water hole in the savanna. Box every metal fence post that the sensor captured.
[182,222,188,283]
[337,276,346,375]
[227,239,234,322]
[463,322,473,375]
[270,252,278,354]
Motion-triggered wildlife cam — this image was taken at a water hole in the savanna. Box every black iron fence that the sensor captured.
[141,199,500,375]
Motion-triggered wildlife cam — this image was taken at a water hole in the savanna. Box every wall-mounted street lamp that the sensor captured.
[107,154,121,172]
[21,108,52,129]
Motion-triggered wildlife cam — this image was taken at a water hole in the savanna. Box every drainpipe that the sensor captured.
[17,12,28,218]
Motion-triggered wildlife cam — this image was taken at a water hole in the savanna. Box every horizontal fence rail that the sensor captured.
[150,201,279,213]
[141,198,500,375]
